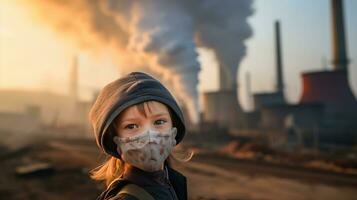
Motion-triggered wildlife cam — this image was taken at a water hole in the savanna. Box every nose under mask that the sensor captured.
[113,127,177,172]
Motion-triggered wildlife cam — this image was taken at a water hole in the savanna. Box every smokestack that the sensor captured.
[331,0,349,71]
[275,20,284,94]
[69,55,79,102]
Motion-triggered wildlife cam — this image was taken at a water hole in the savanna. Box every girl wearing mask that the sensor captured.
[89,72,190,200]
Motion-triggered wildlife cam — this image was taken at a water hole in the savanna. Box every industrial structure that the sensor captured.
[202,60,244,128]
[253,21,286,110]
[201,0,357,149]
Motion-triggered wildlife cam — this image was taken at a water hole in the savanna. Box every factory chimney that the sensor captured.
[331,0,349,71]
[275,21,284,95]
[69,56,79,103]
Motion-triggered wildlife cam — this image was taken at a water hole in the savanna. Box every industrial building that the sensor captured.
[201,0,357,149]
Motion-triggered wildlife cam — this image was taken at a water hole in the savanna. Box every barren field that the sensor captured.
[0,134,356,200]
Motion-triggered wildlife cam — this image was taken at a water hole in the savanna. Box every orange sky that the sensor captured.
[1,1,356,111]
[0,1,219,107]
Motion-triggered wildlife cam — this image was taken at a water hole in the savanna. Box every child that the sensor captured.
[89,72,189,200]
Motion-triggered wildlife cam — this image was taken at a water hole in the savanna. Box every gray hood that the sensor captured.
[89,72,186,158]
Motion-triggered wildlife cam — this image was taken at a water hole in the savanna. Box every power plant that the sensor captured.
[201,0,357,149]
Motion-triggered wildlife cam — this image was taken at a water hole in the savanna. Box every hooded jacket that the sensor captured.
[97,165,187,200]
[89,71,186,158]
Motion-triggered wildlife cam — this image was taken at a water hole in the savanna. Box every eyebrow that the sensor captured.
[151,112,170,117]
[119,112,169,124]
[120,118,138,123]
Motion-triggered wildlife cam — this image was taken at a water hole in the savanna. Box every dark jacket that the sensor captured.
[97,166,187,200]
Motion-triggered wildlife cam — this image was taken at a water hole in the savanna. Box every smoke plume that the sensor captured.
[19,0,253,123]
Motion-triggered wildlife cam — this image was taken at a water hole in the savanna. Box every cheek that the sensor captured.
[167,120,173,128]
[157,123,173,132]
[118,129,140,138]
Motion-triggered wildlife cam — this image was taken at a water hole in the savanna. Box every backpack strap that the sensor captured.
[117,184,155,200]
[97,179,130,200]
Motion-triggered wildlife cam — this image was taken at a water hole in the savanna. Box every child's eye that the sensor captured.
[124,124,139,129]
[154,119,166,125]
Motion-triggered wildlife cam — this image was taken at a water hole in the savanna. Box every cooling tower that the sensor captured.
[202,89,243,129]
[300,70,356,113]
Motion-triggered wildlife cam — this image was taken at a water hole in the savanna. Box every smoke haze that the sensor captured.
[19,0,253,123]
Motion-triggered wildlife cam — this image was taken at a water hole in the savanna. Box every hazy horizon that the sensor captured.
[1,0,356,111]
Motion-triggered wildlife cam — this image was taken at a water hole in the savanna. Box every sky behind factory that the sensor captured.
[0,0,356,111]
[238,0,357,110]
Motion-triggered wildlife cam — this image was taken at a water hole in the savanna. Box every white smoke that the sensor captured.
[20,0,254,124]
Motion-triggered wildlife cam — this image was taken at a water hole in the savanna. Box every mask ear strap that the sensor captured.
[113,136,120,144]
[113,136,123,155]
[172,127,178,138]
[117,148,122,155]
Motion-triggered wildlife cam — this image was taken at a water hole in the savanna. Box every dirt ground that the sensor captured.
[1,136,357,200]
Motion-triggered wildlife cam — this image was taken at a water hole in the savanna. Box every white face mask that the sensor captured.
[113,127,177,172]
